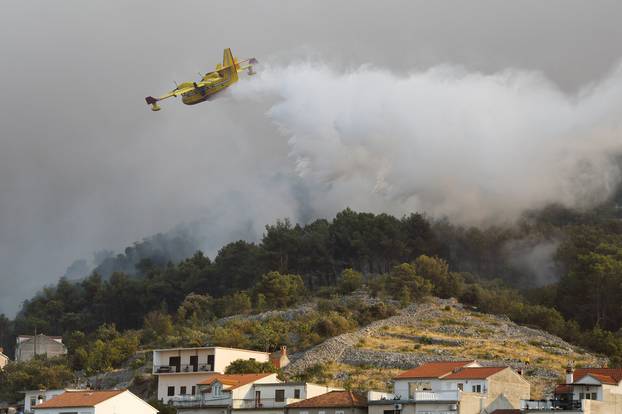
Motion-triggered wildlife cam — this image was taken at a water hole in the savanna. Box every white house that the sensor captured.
[15,335,67,362]
[22,390,66,414]
[32,390,157,414]
[392,360,481,398]
[525,366,622,414]
[0,347,8,370]
[173,373,340,414]
[153,346,271,403]
[369,360,530,414]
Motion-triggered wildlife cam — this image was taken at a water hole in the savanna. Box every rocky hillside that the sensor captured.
[284,297,604,398]
[86,296,604,401]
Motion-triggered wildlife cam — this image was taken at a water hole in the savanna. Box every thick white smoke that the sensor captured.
[233,62,622,225]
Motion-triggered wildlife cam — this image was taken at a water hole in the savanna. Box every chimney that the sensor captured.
[0,347,3,354]
[280,345,287,357]
[566,365,574,384]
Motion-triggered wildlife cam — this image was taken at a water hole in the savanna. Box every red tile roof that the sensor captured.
[33,390,125,409]
[197,373,273,389]
[394,361,476,379]
[287,391,367,408]
[585,373,617,385]
[555,384,573,394]
[574,368,622,384]
[443,367,507,380]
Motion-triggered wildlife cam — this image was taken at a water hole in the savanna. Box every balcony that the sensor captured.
[410,391,459,402]
[521,399,582,411]
[154,363,214,374]
[171,398,304,409]
[171,396,231,408]
[233,398,302,409]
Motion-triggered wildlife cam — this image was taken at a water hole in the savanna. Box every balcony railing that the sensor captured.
[233,398,302,409]
[171,396,231,408]
[521,399,582,411]
[171,398,302,409]
[410,391,459,402]
[154,363,214,373]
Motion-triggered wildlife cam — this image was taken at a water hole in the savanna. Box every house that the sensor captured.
[22,390,67,414]
[153,347,272,403]
[285,390,368,414]
[32,389,157,414]
[15,335,67,362]
[368,360,530,414]
[520,366,622,413]
[173,373,340,414]
[0,348,8,369]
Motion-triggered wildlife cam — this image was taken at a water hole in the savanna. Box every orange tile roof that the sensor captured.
[576,372,616,385]
[197,373,272,389]
[394,361,475,379]
[555,384,573,394]
[33,390,125,409]
[574,368,622,384]
[287,391,367,408]
[443,367,506,380]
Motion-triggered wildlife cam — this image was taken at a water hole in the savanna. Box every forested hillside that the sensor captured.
[1,203,622,401]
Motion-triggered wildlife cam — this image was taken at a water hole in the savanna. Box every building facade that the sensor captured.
[22,390,67,414]
[369,361,530,414]
[153,347,271,403]
[15,335,67,362]
[286,390,368,414]
[173,373,340,414]
[521,367,622,414]
[32,390,157,414]
[0,348,8,370]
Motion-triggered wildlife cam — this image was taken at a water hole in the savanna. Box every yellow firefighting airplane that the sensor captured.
[145,48,257,111]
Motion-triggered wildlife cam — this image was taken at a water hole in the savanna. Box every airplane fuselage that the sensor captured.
[180,70,237,105]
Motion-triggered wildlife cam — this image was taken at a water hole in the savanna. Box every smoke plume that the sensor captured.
[232,62,622,225]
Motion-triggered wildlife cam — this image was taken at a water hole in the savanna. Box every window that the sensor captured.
[457,383,464,391]
[294,389,301,399]
[275,389,285,402]
[30,397,37,407]
[591,393,597,400]
[181,386,187,395]
[192,386,196,395]
[168,386,175,396]
[472,385,481,393]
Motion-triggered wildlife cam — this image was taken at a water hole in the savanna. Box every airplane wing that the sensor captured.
[145,84,196,111]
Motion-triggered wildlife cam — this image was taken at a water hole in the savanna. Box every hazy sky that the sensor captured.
[1,0,621,316]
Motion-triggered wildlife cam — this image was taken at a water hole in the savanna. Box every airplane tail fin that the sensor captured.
[223,48,239,82]
[145,96,161,111]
